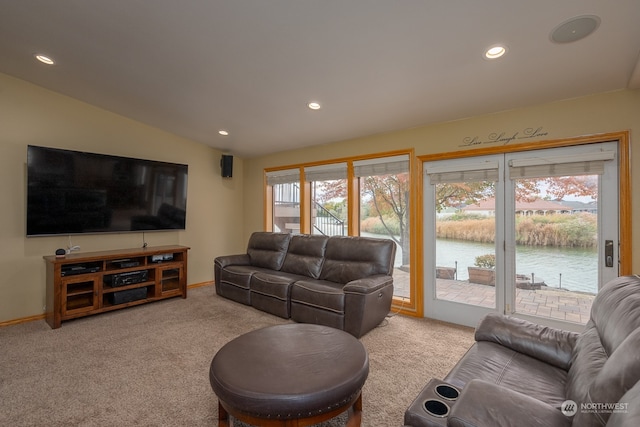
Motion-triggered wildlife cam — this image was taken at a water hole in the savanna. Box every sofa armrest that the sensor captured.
[343,274,393,294]
[343,275,394,338]
[214,254,251,268]
[474,312,578,370]
[448,379,571,427]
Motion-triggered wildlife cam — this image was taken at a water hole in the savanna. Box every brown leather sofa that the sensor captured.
[404,275,640,427]
[214,232,396,338]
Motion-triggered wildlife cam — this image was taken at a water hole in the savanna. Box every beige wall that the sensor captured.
[0,73,245,323]
[3,69,639,324]
[244,89,640,270]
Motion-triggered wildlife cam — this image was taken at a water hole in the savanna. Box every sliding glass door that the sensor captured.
[424,155,504,326]
[504,142,618,326]
[424,142,619,329]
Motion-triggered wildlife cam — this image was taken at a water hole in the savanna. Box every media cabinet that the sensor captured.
[44,245,189,329]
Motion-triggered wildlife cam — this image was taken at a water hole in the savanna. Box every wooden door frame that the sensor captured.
[413,131,631,318]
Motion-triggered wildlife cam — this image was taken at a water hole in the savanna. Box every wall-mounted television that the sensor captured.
[26,145,188,236]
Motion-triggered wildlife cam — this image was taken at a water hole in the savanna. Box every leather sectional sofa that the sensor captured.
[404,274,640,427]
[214,232,396,338]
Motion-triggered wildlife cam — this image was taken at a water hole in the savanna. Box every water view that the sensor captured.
[436,238,598,294]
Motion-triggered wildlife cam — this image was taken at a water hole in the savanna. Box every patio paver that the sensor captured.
[392,269,594,325]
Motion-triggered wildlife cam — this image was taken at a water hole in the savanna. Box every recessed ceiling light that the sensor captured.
[307,102,321,110]
[35,54,55,65]
[484,45,507,59]
[218,130,229,136]
[550,15,601,44]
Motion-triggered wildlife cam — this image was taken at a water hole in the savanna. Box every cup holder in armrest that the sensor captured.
[423,399,450,417]
[435,383,459,400]
[405,379,459,426]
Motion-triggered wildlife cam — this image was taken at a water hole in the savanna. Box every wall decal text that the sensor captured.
[460,127,549,147]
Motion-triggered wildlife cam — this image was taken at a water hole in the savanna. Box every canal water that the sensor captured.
[435,238,598,294]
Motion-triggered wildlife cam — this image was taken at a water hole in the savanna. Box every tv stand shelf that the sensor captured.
[44,245,189,329]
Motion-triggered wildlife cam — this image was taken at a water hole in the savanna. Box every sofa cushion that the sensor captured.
[607,380,640,427]
[589,275,640,352]
[250,272,303,319]
[444,341,568,408]
[220,265,256,290]
[251,271,303,300]
[474,312,578,370]
[290,279,345,314]
[246,232,291,270]
[290,280,346,331]
[220,265,284,291]
[448,379,572,427]
[320,236,396,284]
[280,234,329,279]
[218,265,277,306]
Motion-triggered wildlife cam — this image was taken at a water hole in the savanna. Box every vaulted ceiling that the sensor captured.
[1,1,639,158]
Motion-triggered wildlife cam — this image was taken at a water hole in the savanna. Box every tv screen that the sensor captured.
[26,145,188,236]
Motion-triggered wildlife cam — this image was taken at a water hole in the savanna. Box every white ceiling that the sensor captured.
[1,1,639,158]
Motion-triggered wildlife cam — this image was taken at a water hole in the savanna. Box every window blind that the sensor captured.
[353,155,409,177]
[426,162,499,185]
[508,151,615,179]
[265,168,300,186]
[304,163,347,182]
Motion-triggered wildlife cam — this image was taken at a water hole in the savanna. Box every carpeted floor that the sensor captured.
[0,285,474,426]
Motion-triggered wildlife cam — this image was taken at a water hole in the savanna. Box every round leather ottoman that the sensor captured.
[209,323,369,426]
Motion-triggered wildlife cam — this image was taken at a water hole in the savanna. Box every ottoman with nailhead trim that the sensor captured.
[209,323,369,426]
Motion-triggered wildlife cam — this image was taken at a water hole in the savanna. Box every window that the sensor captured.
[266,168,301,234]
[354,155,410,300]
[305,163,348,236]
[265,152,415,311]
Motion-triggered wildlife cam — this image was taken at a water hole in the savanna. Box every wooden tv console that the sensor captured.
[44,245,189,329]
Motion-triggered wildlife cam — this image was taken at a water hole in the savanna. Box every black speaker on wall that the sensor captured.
[221,155,233,178]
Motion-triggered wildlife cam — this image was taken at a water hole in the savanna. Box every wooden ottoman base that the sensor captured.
[217,392,363,427]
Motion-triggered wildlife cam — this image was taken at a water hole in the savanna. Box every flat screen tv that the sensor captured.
[27,145,188,236]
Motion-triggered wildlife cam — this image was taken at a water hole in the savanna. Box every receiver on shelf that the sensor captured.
[105,270,149,287]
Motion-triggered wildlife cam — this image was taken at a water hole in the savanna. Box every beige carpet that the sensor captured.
[0,285,474,427]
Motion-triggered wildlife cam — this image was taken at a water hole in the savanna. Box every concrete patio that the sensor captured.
[392,269,594,324]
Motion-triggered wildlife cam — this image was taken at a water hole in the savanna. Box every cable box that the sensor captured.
[112,259,140,268]
[151,253,174,262]
[61,265,101,276]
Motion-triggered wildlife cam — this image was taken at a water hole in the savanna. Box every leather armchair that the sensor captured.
[405,275,640,427]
